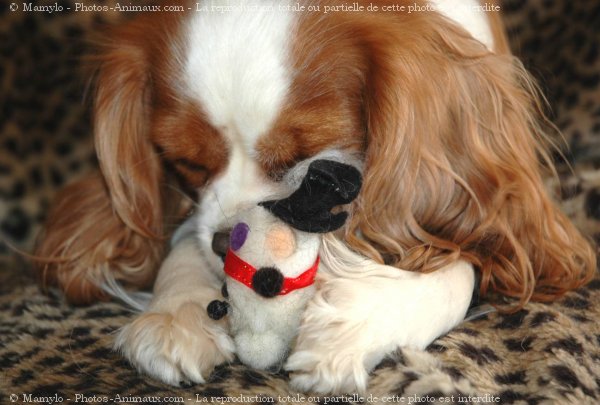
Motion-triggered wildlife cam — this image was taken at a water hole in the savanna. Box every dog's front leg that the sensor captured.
[286,259,475,395]
[115,237,234,386]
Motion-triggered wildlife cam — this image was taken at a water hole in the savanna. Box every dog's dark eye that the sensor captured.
[230,222,250,251]
[157,151,210,191]
[173,158,208,173]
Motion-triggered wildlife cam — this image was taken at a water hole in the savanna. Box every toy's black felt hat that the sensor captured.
[260,159,362,233]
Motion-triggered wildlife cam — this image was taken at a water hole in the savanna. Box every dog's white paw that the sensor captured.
[115,302,235,386]
[285,258,475,395]
[285,277,401,395]
[286,345,371,395]
[285,292,378,394]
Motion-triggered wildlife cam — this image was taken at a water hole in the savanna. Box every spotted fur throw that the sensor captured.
[0,0,599,402]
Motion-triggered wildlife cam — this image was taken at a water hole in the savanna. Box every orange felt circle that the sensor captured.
[265,224,296,259]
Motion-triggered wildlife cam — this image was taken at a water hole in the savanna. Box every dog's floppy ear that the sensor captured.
[344,11,595,310]
[260,160,362,233]
[93,20,165,241]
[35,16,185,304]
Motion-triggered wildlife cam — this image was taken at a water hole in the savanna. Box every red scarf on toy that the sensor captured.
[224,249,319,295]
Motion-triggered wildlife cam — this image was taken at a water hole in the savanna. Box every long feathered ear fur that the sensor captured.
[34,20,183,304]
[345,10,596,311]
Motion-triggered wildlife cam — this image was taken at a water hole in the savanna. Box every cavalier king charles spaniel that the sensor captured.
[35,0,596,394]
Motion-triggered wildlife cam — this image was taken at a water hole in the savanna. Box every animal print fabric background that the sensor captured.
[0,0,599,403]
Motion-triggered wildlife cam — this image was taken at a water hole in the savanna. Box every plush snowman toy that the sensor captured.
[207,159,362,371]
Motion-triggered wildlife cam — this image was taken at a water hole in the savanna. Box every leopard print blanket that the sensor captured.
[1,0,599,403]
[2,280,600,403]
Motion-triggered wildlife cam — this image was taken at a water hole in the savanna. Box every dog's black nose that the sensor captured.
[252,267,284,298]
[212,230,231,261]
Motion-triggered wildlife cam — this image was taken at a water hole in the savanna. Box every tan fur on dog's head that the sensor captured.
[35,1,595,308]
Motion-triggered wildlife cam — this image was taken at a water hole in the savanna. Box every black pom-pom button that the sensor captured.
[252,267,284,298]
[207,300,229,320]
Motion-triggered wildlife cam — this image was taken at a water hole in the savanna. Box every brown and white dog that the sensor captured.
[35,0,596,394]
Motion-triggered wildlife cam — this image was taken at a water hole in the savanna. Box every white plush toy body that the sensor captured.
[207,159,362,371]
[223,207,320,369]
